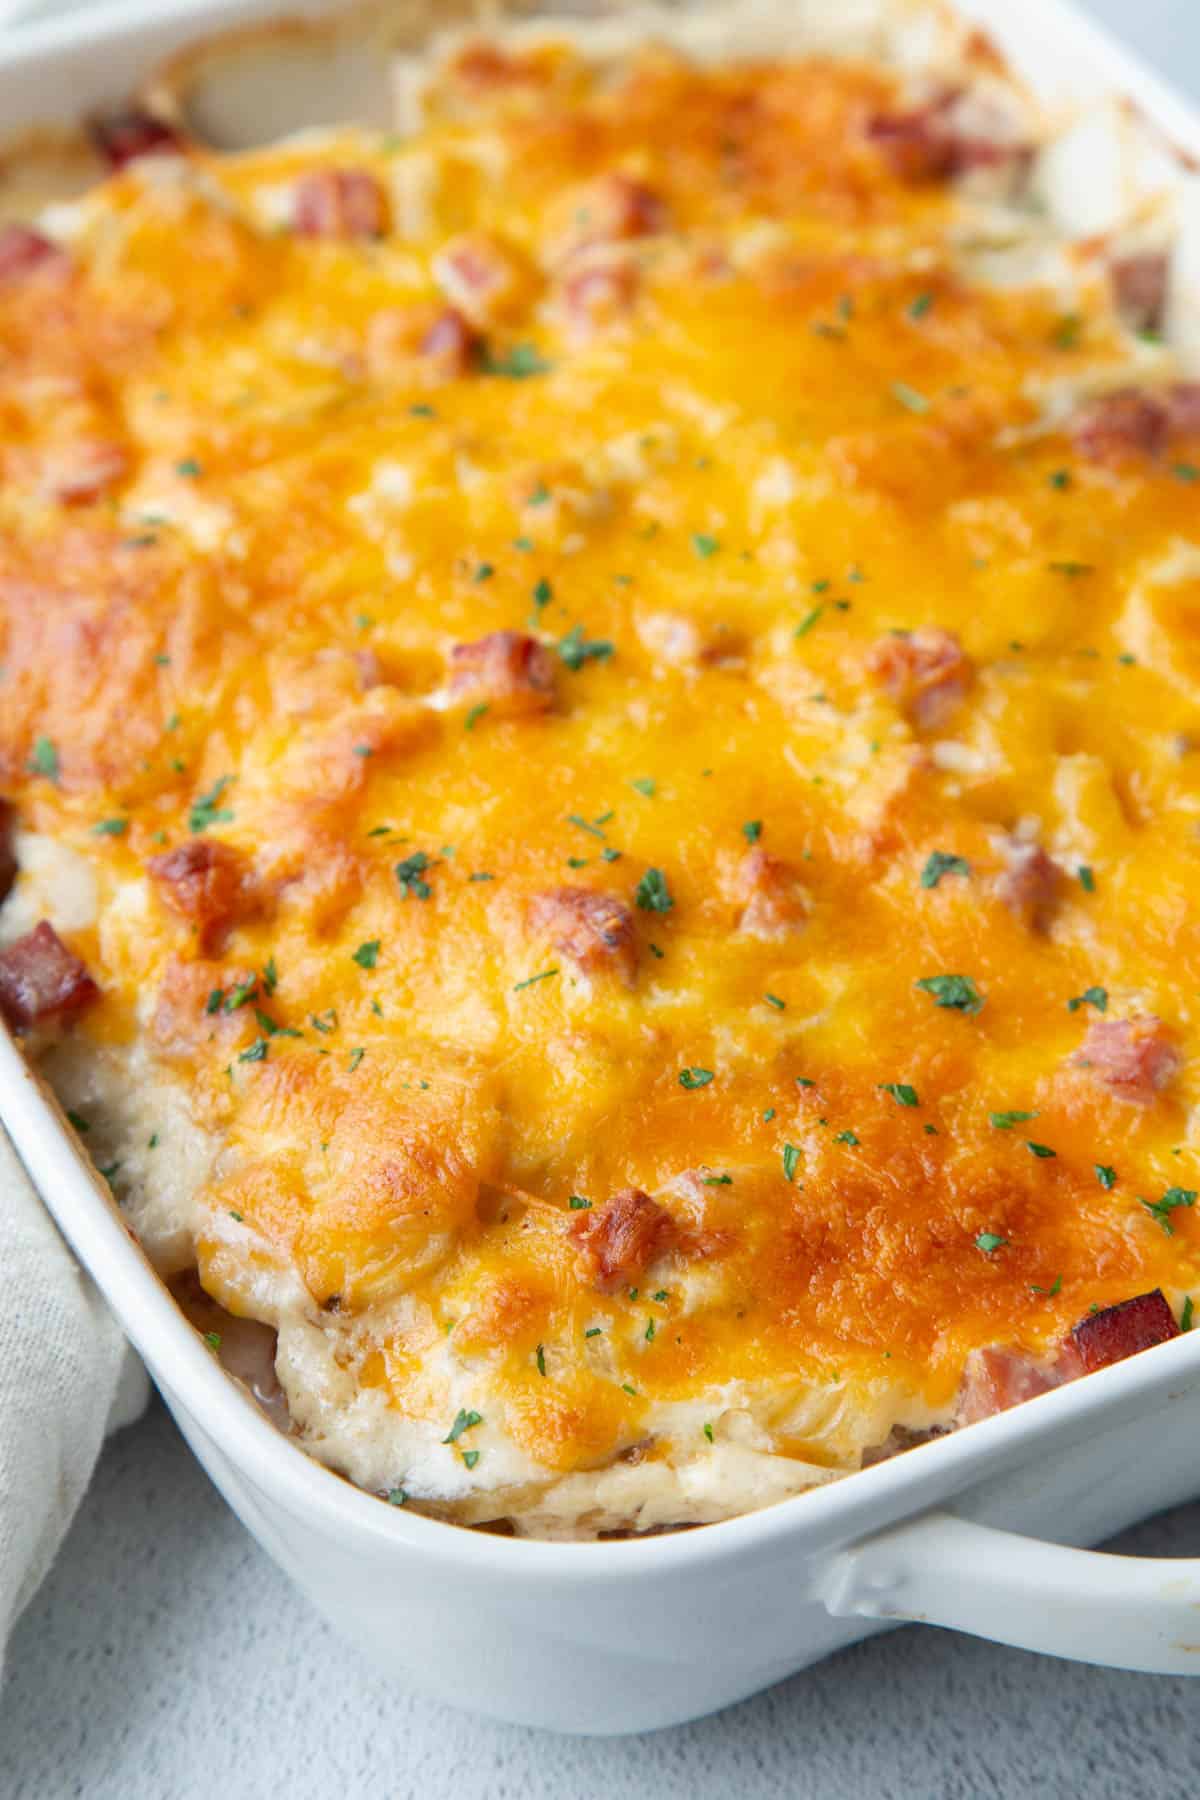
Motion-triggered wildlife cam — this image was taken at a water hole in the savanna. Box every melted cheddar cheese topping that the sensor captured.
[3,23,1200,1534]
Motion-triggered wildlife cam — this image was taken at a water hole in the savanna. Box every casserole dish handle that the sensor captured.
[826,1511,1200,1674]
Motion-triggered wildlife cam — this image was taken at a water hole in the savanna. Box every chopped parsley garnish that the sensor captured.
[703,1422,714,1443]
[920,850,970,889]
[237,1038,268,1064]
[1048,468,1072,490]
[1095,1163,1117,1190]
[442,1409,482,1444]
[347,1047,365,1072]
[386,1488,408,1506]
[559,625,614,670]
[262,957,278,996]
[703,1174,732,1187]
[1173,462,1199,484]
[762,1107,776,1122]
[631,777,656,797]
[254,1010,300,1039]
[352,940,380,970]
[1048,560,1093,578]
[645,1318,656,1342]
[782,1143,801,1182]
[795,1076,816,1089]
[468,871,494,883]
[585,1327,603,1338]
[65,1109,90,1134]
[462,1450,480,1470]
[990,1109,1038,1129]
[1067,986,1107,1014]
[975,1232,1008,1255]
[464,703,489,732]
[483,343,552,379]
[568,813,606,840]
[891,381,929,413]
[568,1194,592,1210]
[532,578,553,609]
[1140,1186,1197,1235]
[794,606,823,639]
[691,533,720,559]
[188,775,234,833]
[878,1083,918,1107]
[907,291,934,320]
[309,1009,337,1034]
[93,817,128,836]
[175,457,202,478]
[1031,1274,1063,1297]
[764,993,786,1011]
[635,867,673,913]
[742,820,762,845]
[1053,313,1082,349]
[1184,1297,1195,1332]
[536,1344,546,1377]
[395,852,432,899]
[1077,865,1096,892]
[29,736,60,781]
[915,974,983,1014]
[1026,1141,1056,1159]
[473,562,494,583]
[678,1067,714,1089]
[833,1130,860,1147]
[204,1331,222,1351]
[513,967,558,992]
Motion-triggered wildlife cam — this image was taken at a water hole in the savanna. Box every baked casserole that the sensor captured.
[2,0,1200,1538]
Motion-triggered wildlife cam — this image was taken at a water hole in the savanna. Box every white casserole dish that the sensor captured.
[6,0,1200,1734]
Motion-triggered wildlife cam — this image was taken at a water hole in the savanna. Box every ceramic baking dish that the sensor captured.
[5,0,1200,1735]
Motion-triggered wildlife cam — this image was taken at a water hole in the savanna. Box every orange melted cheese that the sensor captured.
[4,30,1200,1530]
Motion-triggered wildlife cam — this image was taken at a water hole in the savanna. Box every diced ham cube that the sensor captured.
[41,441,128,506]
[0,223,71,284]
[431,232,526,328]
[735,848,811,940]
[569,1187,677,1292]
[0,800,15,904]
[553,172,669,264]
[89,109,183,169]
[527,887,638,986]
[419,306,480,376]
[293,168,387,240]
[559,255,639,341]
[1110,252,1169,333]
[995,840,1061,932]
[148,840,258,952]
[1069,388,1169,464]
[867,627,972,730]
[1072,1014,1181,1104]
[448,630,557,717]
[956,1345,1067,1425]
[866,91,1028,185]
[0,921,98,1029]
[1069,1289,1180,1372]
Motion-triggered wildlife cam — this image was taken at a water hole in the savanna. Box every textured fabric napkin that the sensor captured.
[0,1123,147,1675]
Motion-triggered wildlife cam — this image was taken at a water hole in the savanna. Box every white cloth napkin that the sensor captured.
[0,1123,147,1674]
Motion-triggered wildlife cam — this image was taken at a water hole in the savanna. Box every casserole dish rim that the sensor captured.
[3,0,1200,1583]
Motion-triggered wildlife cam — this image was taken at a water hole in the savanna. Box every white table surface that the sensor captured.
[5,3,1200,1794]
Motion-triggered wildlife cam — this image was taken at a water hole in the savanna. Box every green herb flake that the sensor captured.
[631,777,656,797]
[1183,1296,1195,1332]
[464,702,489,732]
[1048,560,1093,578]
[764,992,786,1011]
[1067,986,1108,1014]
[1173,462,1199,484]
[29,736,60,782]
[782,1143,801,1182]
[878,1082,919,1107]
[703,1422,714,1443]
[692,533,720,559]
[386,1487,408,1506]
[175,457,202,478]
[483,343,552,379]
[990,1109,1038,1130]
[513,966,559,992]
[1048,468,1072,490]
[1031,1274,1063,1297]
[920,850,970,889]
[352,940,380,970]
[442,1408,482,1445]
[645,1318,656,1342]
[1026,1141,1057,1159]
[347,1047,365,1072]
[679,1067,714,1090]
[533,577,554,609]
[395,851,432,899]
[238,1038,269,1064]
[204,1331,222,1351]
[742,819,762,845]
[1077,865,1096,893]
[1095,1163,1117,1190]
[536,1343,547,1377]
[915,973,983,1014]
[568,1194,592,1211]
[975,1231,1008,1255]
[461,1450,480,1470]
[188,774,234,834]
[794,605,824,639]
[907,291,934,320]
[635,867,673,913]
[262,957,278,996]
[559,625,614,670]
[1140,1186,1197,1235]
[93,817,128,836]
[891,380,929,413]
[65,1109,90,1134]
[833,1129,860,1147]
